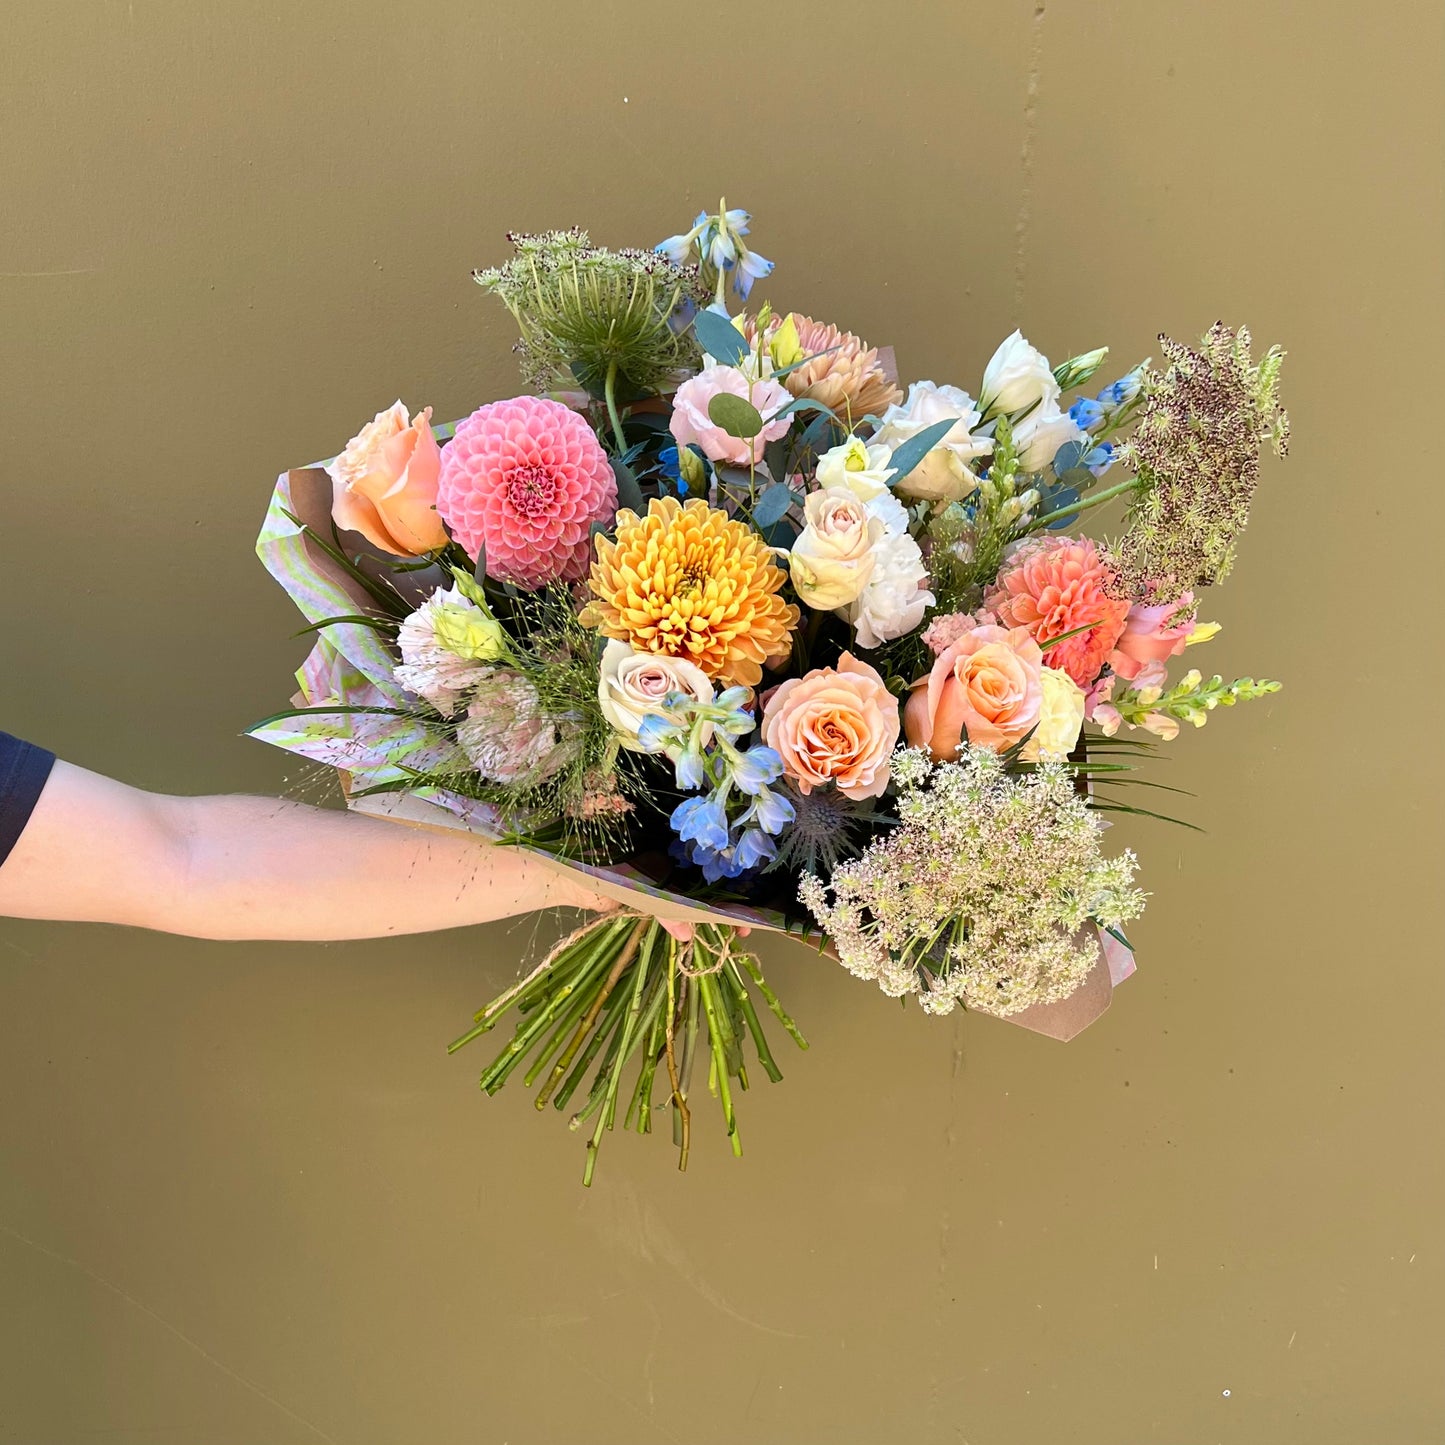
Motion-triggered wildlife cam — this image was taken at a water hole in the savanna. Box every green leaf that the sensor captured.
[291,614,397,639]
[753,482,798,529]
[886,417,959,484]
[611,458,645,515]
[771,342,844,380]
[708,392,764,439]
[775,396,837,421]
[692,308,750,367]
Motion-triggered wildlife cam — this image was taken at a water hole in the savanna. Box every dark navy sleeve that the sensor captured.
[0,731,56,868]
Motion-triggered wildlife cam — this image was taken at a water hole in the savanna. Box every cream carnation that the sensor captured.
[843,523,934,649]
[456,671,581,785]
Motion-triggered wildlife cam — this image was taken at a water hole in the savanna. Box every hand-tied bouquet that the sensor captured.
[253,204,1287,1183]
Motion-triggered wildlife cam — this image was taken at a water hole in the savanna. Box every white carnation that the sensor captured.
[842,523,934,648]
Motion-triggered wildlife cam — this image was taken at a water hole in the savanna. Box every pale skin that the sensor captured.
[0,760,691,942]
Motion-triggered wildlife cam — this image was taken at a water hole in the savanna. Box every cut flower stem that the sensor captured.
[452,915,805,1184]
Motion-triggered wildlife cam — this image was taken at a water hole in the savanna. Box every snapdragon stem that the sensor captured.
[664,945,691,1167]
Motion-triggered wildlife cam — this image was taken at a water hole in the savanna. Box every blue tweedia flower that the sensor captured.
[654,202,773,306]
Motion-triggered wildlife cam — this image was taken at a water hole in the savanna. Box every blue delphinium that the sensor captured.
[638,690,795,883]
[655,201,774,307]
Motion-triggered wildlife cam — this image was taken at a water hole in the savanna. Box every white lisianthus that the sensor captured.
[1012,397,1087,472]
[872,381,990,504]
[394,585,508,716]
[815,437,893,502]
[1020,666,1086,761]
[979,330,1060,415]
[789,489,881,609]
[597,639,715,751]
[842,526,934,648]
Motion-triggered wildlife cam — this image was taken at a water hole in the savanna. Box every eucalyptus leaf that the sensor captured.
[708,392,764,439]
[775,396,837,421]
[1056,466,1095,490]
[885,417,959,483]
[1052,440,1086,476]
[610,458,645,515]
[692,308,750,366]
[752,482,798,529]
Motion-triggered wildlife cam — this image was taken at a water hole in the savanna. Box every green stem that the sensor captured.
[1019,475,1143,536]
[726,959,783,1084]
[603,358,628,456]
[582,941,656,1186]
[698,974,741,1157]
[736,953,808,1051]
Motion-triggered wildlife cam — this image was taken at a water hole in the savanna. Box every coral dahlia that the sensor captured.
[437,395,616,589]
[985,536,1130,689]
[768,313,902,421]
[580,496,800,687]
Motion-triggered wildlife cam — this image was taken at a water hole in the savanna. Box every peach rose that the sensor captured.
[903,623,1044,757]
[328,401,447,557]
[760,653,900,800]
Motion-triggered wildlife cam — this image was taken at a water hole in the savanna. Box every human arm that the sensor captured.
[0,759,625,942]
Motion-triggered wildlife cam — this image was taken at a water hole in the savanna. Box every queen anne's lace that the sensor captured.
[800,746,1145,1017]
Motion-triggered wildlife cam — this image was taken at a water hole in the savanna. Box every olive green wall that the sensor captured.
[2,2,1441,1441]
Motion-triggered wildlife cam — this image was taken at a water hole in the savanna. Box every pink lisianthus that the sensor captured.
[1108,593,1197,681]
[985,536,1129,690]
[669,365,792,467]
[436,395,617,589]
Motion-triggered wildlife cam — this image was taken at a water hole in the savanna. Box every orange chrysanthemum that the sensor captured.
[774,313,902,421]
[581,497,800,687]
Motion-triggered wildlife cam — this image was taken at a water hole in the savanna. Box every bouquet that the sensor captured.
[253,204,1287,1183]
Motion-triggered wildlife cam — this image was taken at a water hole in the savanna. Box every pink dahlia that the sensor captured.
[985,536,1129,689]
[437,396,616,589]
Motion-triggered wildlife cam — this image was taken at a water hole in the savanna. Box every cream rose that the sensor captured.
[328,401,447,557]
[788,489,880,609]
[760,653,900,800]
[979,330,1059,416]
[1020,666,1086,760]
[597,639,715,751]
[815,437,893,502]
[871,381,990,504]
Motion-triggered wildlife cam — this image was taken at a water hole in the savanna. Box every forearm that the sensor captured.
[0,761,607,942]
[162,794,594,941]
